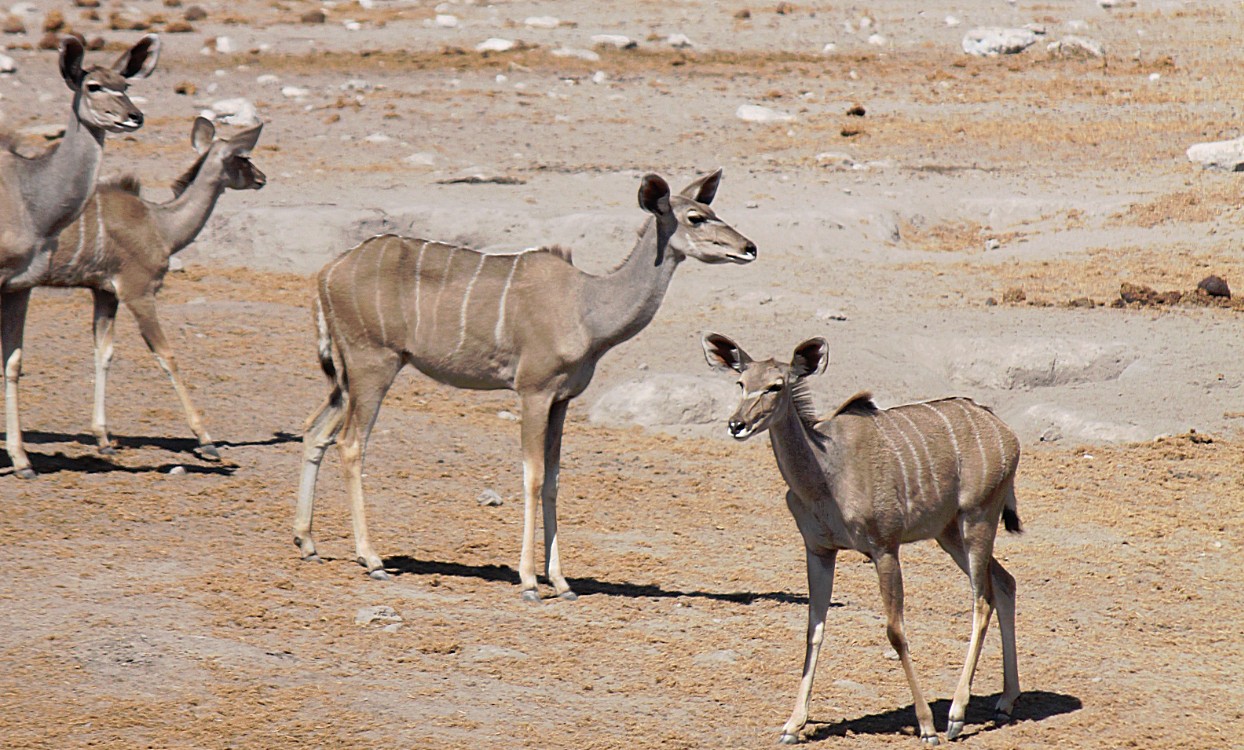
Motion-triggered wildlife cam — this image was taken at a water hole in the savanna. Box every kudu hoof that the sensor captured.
[946,720,965,741]
[993,708,1014,725]
[368,568,391,581]
[301,553,323,564]
[778,732,800,745]
[920,734,940,746]
[99,445,118,456]
[557,590,579,602]
[520,589,542,603]
[197,443,221,461]
[14,467,36,480]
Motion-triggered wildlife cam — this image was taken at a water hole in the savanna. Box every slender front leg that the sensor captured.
[989,558,1020,722]
[293,388,346,562]
[541,398,574,599]
[518,391,554,601]
[946,521,998,741]
[875,550,939,745]
[1,289,34,479]
[90,289,119,453]
[780,546,837,744]
[126,294,218,459]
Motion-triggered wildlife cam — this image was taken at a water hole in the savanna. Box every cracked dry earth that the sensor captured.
[2,1,1244,749]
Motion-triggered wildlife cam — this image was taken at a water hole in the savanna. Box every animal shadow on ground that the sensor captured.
[805,690,1082,742]
[384,555,814,605]
[0,429,299,476]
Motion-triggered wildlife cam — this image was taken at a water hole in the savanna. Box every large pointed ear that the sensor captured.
[226,121,263,155]
[702,332,752,374]
[637,173,671,217]
[790,338,830,378]
[59,36,86,90]
[112,34,160,79]
[190,117,215,154]
[679,168,722,205]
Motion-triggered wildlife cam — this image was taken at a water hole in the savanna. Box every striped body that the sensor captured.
[44,186,164,296]
[318,234,588,394]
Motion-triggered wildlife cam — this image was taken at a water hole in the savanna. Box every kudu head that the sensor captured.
[637,169,757,266]
[186,116,267,192]
[60,34,160,134]
[702,333,830,440]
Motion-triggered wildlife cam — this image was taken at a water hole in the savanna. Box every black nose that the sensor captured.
[742,241,757,258]
[131,112,143,126]
[728,420,746,436]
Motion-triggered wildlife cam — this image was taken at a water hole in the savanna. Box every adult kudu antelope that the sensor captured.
[41,116,265,458]
[297,170,756,600]
[702,333,1022,745]
[0,34,159,479]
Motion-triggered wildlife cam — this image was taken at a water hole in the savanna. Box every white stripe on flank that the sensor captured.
[884,411,927,504]
[93,193,106,268]
[373,237,390,344]
[980,405,1007,484]
[494,254,520,346]
[431,246,457,337]
[923,402,962,477]
[320,249,351,333]
[452,254,487,355]
[872,412,912,502]
[951,400,989,491]
[349,242,368,337]
[68,200,90,269]
[413,241,429,342]
[895,409,942,499]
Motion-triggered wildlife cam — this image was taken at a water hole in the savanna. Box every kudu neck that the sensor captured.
[21,103,107,238]
[580,215,680,348]
[152,162,230,254]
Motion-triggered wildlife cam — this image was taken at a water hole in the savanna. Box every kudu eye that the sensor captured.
[765,383,782,394]
[687,212,707,226]
[86,82,103,93]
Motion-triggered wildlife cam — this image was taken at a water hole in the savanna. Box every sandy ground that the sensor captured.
[1,1,1243,748]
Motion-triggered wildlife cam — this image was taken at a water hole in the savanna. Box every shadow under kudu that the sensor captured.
[383,555,814,605]
[0,430,299,476]
[804,690,1082,743]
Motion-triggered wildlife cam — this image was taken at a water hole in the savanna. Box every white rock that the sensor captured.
[867,33,887,46]
[496,410,519,421]
[589,374,734,428]
[168,256,185,272]
[591,71,608,84]
[591,34,636,49]
[816,151,857,168]
[476,37,516,52]
[1047,36,1105,58]
[281,85,311,98]
[214,36,233,54]
[210,98,261,127]
[1149,73,1161,82]
[9,3,35,15]
[343,20,361,31]
[0,54,15,74]
[342,79,373,91]
[962,27,1039,57]
[551,47,600,62]
[524,16,559,29]
[355,605,402,626]
[1186,137,1244,172]
[435,14,459,27]
[736,104,795,124]
[477,489,504,507]
[942,338,1137,390]
[256,74,280,85]
[167,465,186,476]
[821,42,837,53]
[667,33,694,49]
[945,15,961,27]
[364,133,392,144]
[403,152,436,166]
[358,0,374,8]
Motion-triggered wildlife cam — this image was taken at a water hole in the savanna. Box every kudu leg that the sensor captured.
[518,391,555,601]
[780,546,837,744]
[89,290,119,453]
[1,289,34,479]
[293,388,347,562]
[126,294,218,459]
[541,399,575,600]
[336,349,402,579]
[874,551,940,745]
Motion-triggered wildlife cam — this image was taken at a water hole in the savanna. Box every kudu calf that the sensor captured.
[297,170,756,600]
[703,333,1022,745]
[1,34,159,478]
[42,117,265,458]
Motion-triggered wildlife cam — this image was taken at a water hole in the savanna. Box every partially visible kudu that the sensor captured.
[0,34,160,478]
[43,116,265,458]
[702,333,1022,746]
[296,170,757,600]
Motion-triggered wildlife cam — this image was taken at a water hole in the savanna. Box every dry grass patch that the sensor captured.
[1114,181,1244,228]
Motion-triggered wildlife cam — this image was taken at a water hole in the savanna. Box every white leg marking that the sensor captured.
[452,254,487,356]
[872,412,912,501]
[494,253,521,346]
[895,409,942,499]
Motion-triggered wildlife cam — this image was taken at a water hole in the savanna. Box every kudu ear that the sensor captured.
[112,34,160,79]
[190,116,215,154]
[227,121,263,155]
[637,174,672,217]
[59,36,86,91]
[790,338,830,378]
[702,332,752,373]
[680,168,722,205]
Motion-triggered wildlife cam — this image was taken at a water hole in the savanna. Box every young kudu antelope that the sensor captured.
[0,34,159,478]
[297,170,756,600]
[42,117,265,458]
[702,334,1022,745]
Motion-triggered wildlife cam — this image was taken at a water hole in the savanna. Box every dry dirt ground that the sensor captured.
[2,1,1244,749]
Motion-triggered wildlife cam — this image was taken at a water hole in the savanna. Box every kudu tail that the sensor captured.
[303,295,347,432]
[1001,480,1023,534]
